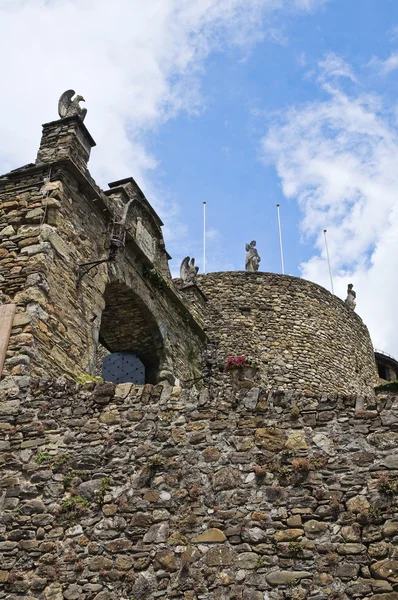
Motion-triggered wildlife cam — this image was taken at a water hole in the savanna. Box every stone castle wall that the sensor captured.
[0,378,397,600]
[0,117,205,385]
[198,272,377,396]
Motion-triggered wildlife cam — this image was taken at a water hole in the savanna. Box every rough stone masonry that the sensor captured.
[0,378,397,600]
[0,100,392,600]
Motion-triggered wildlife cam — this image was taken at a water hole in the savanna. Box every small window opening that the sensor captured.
[240,307,251,317]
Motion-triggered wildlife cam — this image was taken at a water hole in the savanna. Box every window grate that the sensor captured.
[102,352,145,384]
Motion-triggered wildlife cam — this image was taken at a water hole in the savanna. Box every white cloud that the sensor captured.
[206,228,221,241]
[369,52,398,74]
[0,0,326,179]
[388,25,398,41]
[0,0,326,255]
[262,62,398,356]
[318,52,357,82]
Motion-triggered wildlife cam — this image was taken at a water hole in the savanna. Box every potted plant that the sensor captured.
[223,355,257,386]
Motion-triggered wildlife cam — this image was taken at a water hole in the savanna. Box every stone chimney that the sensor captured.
[36,116,96,173]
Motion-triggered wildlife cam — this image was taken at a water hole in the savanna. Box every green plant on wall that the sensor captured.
[95,477,113,503]
[75,373,104,384]
[36,452,70,472]
[143,265,167,291]
[59,496,90,518]
[376,379,398,393]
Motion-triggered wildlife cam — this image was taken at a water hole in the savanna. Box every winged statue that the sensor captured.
[180,256,199,285]
[58,90,87,121]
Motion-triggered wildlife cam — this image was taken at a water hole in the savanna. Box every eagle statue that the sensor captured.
[58,90,87,121]
[180,256,199,285]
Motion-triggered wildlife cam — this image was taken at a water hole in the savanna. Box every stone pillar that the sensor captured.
[36,116,96,173]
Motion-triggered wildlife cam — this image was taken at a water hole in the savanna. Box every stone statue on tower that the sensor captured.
[245,241,261,272]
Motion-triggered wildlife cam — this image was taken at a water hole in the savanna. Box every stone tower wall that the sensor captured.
[0,379,397,600]
[198,272,377,396]
[0,117,205,385]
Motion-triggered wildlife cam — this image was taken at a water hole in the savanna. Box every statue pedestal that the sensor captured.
[36,116,96,173]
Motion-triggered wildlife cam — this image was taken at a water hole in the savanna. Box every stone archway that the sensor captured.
[98,282,164,384]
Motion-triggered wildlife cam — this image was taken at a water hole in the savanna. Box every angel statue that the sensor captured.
[58,90,87,121]
[345,283,356,311]
[180,256,199,285]
[245,240,261,272]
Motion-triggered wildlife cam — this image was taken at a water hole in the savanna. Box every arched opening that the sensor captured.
[377,363,387,381]
[98,283,164,384]
[374,350,398,382]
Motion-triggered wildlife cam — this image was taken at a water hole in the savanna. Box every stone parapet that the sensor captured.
[0,378,397,599]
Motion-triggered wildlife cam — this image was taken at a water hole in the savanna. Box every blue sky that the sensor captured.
[153,0,398,275]
[1,0,398,355]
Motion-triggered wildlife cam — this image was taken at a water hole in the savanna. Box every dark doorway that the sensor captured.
[377,363,387,380]
[102,352,145,384]
[99,282,164,384]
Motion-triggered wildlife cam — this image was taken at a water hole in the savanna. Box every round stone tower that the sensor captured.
[198,271,377,395]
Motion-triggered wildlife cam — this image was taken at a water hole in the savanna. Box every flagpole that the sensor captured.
[203,201,206,274]
[323,229,334,294]
[276,203,285,275]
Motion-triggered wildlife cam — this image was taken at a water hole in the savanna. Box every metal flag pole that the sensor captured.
[323,229,334,294]
[203,201,206,274]
[276,203,285,275]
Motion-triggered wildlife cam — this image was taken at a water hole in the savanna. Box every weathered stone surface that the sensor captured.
[88,556,113,571]
[43,583,63,600]
[383,520,398,537]
[99,409,120,424]
[341,524,361,542]
[131,574,153,599]
[155,550,177,571]
[194,528,226,543]
[346,494,370,513]
[105,538,132,553]
[242,526,268,543]
[336,543,367,555]
[63,584,82,600]
[0,345,395,600]
[25,208,45,221]
[77,479,102,501]
[369,594,398,600]
[0,399,20,415]
[255,427,285,450]
[285,430,307,450]
[371,560,398,582]
[212,467,241,491]
[143,523,169,543]
[303,520,328,538]
[205,546,235,566]
[336,562,360,579]
[368,431,398,449]
[202,447,221,462]
[236,552,261,569]
[244,388,260,410]
[313,432,336,455]
[93,593,118,600]
[274,528,304,542]
[266,571,311,586]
